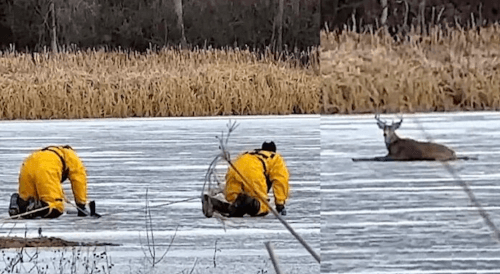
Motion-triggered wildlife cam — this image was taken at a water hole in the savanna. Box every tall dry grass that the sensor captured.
[0,49,320,120]
[321,24,500,114]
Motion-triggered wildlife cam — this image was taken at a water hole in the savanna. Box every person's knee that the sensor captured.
[231,194,261,217]
[38,201,63,218]
[235,194,254,206]
[247,198,261,216]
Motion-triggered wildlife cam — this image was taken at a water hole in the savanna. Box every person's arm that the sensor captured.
[268,154,290,207]
[63,148,88,209]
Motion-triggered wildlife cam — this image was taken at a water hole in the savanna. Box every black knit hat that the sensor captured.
[262,141,276,152]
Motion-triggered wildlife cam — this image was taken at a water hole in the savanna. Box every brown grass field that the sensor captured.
[3,24,500,120]
[0,49,320,120]
[321,24,500,114]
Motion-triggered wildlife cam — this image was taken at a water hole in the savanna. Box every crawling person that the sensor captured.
[8,145,98,219]
[203,141,290,218]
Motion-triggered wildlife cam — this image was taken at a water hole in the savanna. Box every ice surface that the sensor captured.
[0,115,320,273]
[321,112,500,273]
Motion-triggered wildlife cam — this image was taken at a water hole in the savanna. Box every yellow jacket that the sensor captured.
[224,149,290,215]
[18,146,88,214]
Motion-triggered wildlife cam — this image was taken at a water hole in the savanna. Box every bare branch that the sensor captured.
[155,225,178,264]
[213,239,219,268]
[140,188,180,268]
[202,119,239,199]
[265,242,283,274]
[188,258,199,274]
[144,189,154,264]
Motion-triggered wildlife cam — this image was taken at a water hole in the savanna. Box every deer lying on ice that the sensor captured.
[352,114,477,162]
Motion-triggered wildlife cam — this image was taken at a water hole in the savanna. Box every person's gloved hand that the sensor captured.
[77,203,88,217]
[276,204,286,216]
[89,201,101,218]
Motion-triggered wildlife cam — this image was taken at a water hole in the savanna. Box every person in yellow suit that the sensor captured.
[8,145,94,219]
[203,141,290,218]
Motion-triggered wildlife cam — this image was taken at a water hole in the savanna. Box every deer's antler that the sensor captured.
[392,114,403,129]
[375,114,386,128]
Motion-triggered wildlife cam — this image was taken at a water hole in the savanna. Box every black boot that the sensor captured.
[209,196,231,216]
[202,194,213,218]
[203,194,233,217]
[8,193,20,217]
[89,201,101,218]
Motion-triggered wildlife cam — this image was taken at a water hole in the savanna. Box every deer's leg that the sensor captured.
[456,156,478,161]
[352,156,393,162]
[374,156,394,161]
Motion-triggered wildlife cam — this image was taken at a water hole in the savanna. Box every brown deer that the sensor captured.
[352,114,476,162]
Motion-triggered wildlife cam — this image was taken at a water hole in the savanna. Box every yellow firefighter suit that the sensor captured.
[18,145,88,216]
[224,149,290,215]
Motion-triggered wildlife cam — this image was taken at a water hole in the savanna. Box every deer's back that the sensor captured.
[389,138,456,161]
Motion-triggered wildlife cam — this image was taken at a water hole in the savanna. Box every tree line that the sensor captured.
[322,0,500,35]
[0,0,319,52]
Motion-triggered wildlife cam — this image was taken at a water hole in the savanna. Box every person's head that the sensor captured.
[261,141,276,152]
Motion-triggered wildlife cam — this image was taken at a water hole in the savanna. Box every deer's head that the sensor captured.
[375,114,402,147]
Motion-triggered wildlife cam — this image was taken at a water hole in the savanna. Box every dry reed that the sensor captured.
[321,24,500,114]
[0,49,320,120]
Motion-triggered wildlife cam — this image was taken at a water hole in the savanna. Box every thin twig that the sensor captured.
[145,189,154,265]
[148,191,156,265]
[138,229,153,267]
[188,258,199,274]
[155,225,178,265]
[139,188,179,268]
[213,239,219,268]
[148,197,199,209]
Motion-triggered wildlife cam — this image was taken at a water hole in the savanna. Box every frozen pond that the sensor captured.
[0,115,320,273]
[321,112,500,273]
[3,112,498,273]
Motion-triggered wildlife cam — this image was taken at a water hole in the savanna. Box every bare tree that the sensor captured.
[50,0,57,53]
[277,0,284,52]
[156,0,168,46]
[418,0,426,34]
[380,0,388,27]
[272,0,284,52]
[174,0,187,48]
[292,0,300,50]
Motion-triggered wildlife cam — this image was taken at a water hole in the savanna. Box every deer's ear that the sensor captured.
[392,120,402,130]
[376,122,385,129]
